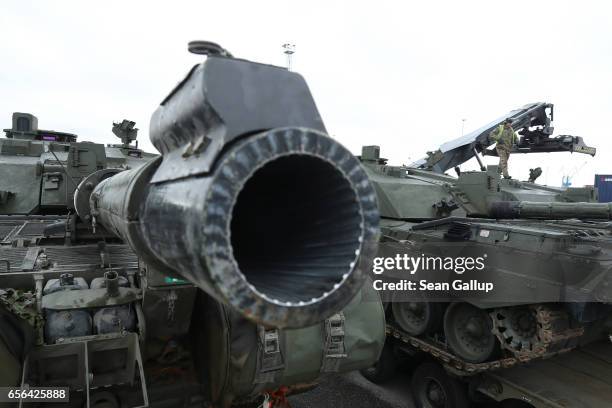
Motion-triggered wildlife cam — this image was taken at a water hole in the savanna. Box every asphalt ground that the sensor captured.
[289,371,414,408]
[289,368,500,408]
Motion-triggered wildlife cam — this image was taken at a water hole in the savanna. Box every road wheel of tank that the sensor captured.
[360,341,396,384]
[411,361,469,408]
[443,302,497,363]
[392,301,444,336]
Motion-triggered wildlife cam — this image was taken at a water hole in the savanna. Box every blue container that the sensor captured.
[595,174,612,203]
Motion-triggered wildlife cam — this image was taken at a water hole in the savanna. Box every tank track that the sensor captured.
[491,305,584,360]
[387,305,584,376]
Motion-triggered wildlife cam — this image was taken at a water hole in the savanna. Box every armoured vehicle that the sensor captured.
[0,114,157,215]
[361,103,612,408]
[359,103,612,407]
[0,41,385,407]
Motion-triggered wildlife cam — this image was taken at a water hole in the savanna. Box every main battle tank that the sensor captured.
[0,41,385,407]
[360,103,612,365]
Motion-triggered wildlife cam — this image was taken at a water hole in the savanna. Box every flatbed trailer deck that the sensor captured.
[382,324,612,408]
[478,340,612,407]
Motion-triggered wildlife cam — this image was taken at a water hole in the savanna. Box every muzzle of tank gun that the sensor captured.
[78,54,379,329]
[489,201,612,220]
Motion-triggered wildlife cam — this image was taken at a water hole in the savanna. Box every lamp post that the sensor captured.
[282,43,295,71]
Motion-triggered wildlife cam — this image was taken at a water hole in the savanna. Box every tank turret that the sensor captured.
[0,111,156,215]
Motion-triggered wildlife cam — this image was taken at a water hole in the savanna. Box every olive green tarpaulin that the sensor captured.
[193,281,385,407]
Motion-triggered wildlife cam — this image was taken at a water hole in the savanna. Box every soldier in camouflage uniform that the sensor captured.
[490,118,518,179]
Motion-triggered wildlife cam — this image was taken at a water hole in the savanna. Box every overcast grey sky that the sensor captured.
[1,0,610,186]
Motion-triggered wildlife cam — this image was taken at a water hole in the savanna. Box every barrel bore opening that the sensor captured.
[230,155,363,304]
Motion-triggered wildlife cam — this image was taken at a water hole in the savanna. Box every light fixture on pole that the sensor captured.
[282,43,296,71]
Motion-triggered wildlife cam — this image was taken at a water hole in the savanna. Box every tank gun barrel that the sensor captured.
[77,51,379,329]
[489,201,612,220]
